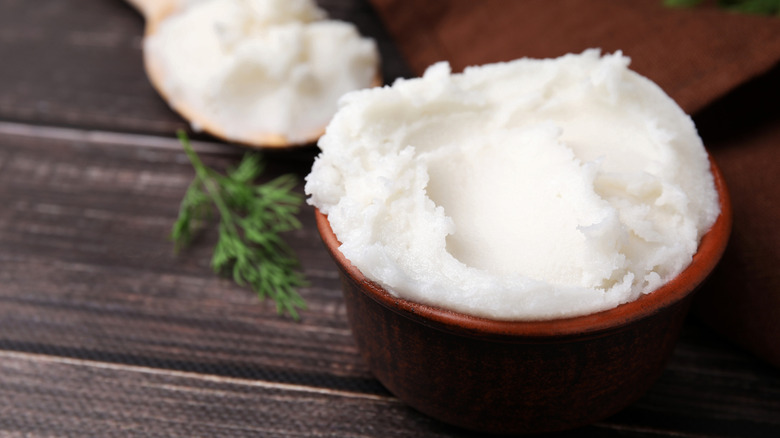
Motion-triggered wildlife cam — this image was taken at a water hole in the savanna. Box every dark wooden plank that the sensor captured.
[0,352,460,438]
[0,0,411,137]
[2,328,777,438]
[2,0,777,436]
[0,127,382,392]
[2,128,780,435]
[602,322,780,438]
[0,0,180,133]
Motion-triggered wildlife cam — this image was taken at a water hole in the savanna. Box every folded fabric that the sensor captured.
[369,0,780,113]
[368,0,780,367]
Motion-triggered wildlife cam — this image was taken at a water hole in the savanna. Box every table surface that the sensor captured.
[0,0,778,437]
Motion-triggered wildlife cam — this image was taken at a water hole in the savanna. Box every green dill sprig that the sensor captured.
[664,0,780,15]
[171,131,307,319]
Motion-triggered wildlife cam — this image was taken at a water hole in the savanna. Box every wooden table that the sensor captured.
[0,1,777,436]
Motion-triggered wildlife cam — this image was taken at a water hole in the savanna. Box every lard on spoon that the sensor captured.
[129,0,380,148]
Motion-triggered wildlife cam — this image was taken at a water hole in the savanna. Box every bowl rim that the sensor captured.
[315,156,732,341]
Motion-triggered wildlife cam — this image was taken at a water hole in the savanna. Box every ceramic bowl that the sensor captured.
[315,157,731,435]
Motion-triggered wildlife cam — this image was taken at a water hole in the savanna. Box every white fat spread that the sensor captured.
[306,50,720,321]
[145,0,378,143]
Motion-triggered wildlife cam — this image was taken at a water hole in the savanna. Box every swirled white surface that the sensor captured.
[145,0,378,143]
[306,50,720,320]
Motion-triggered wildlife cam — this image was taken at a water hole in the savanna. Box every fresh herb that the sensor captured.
[171,131,307,319]
[664,0,780,15]
[664,0,708,7]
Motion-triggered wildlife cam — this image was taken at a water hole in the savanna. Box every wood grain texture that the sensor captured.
[0,329,777,438]
[0,0,779,436]
[0,0,178,133]
[0,128,377,390]
[1,129,779,437]
[0,352,437,438]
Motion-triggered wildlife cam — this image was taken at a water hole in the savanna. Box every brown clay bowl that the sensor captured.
[315,157,731,435]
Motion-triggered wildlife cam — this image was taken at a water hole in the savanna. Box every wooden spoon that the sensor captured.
[126,0,381,149]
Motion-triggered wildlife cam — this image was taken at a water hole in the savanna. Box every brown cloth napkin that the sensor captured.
[369,0,780,114]
[369,0,780,367]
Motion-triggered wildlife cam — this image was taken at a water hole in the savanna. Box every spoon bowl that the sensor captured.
[127,0,381,149]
